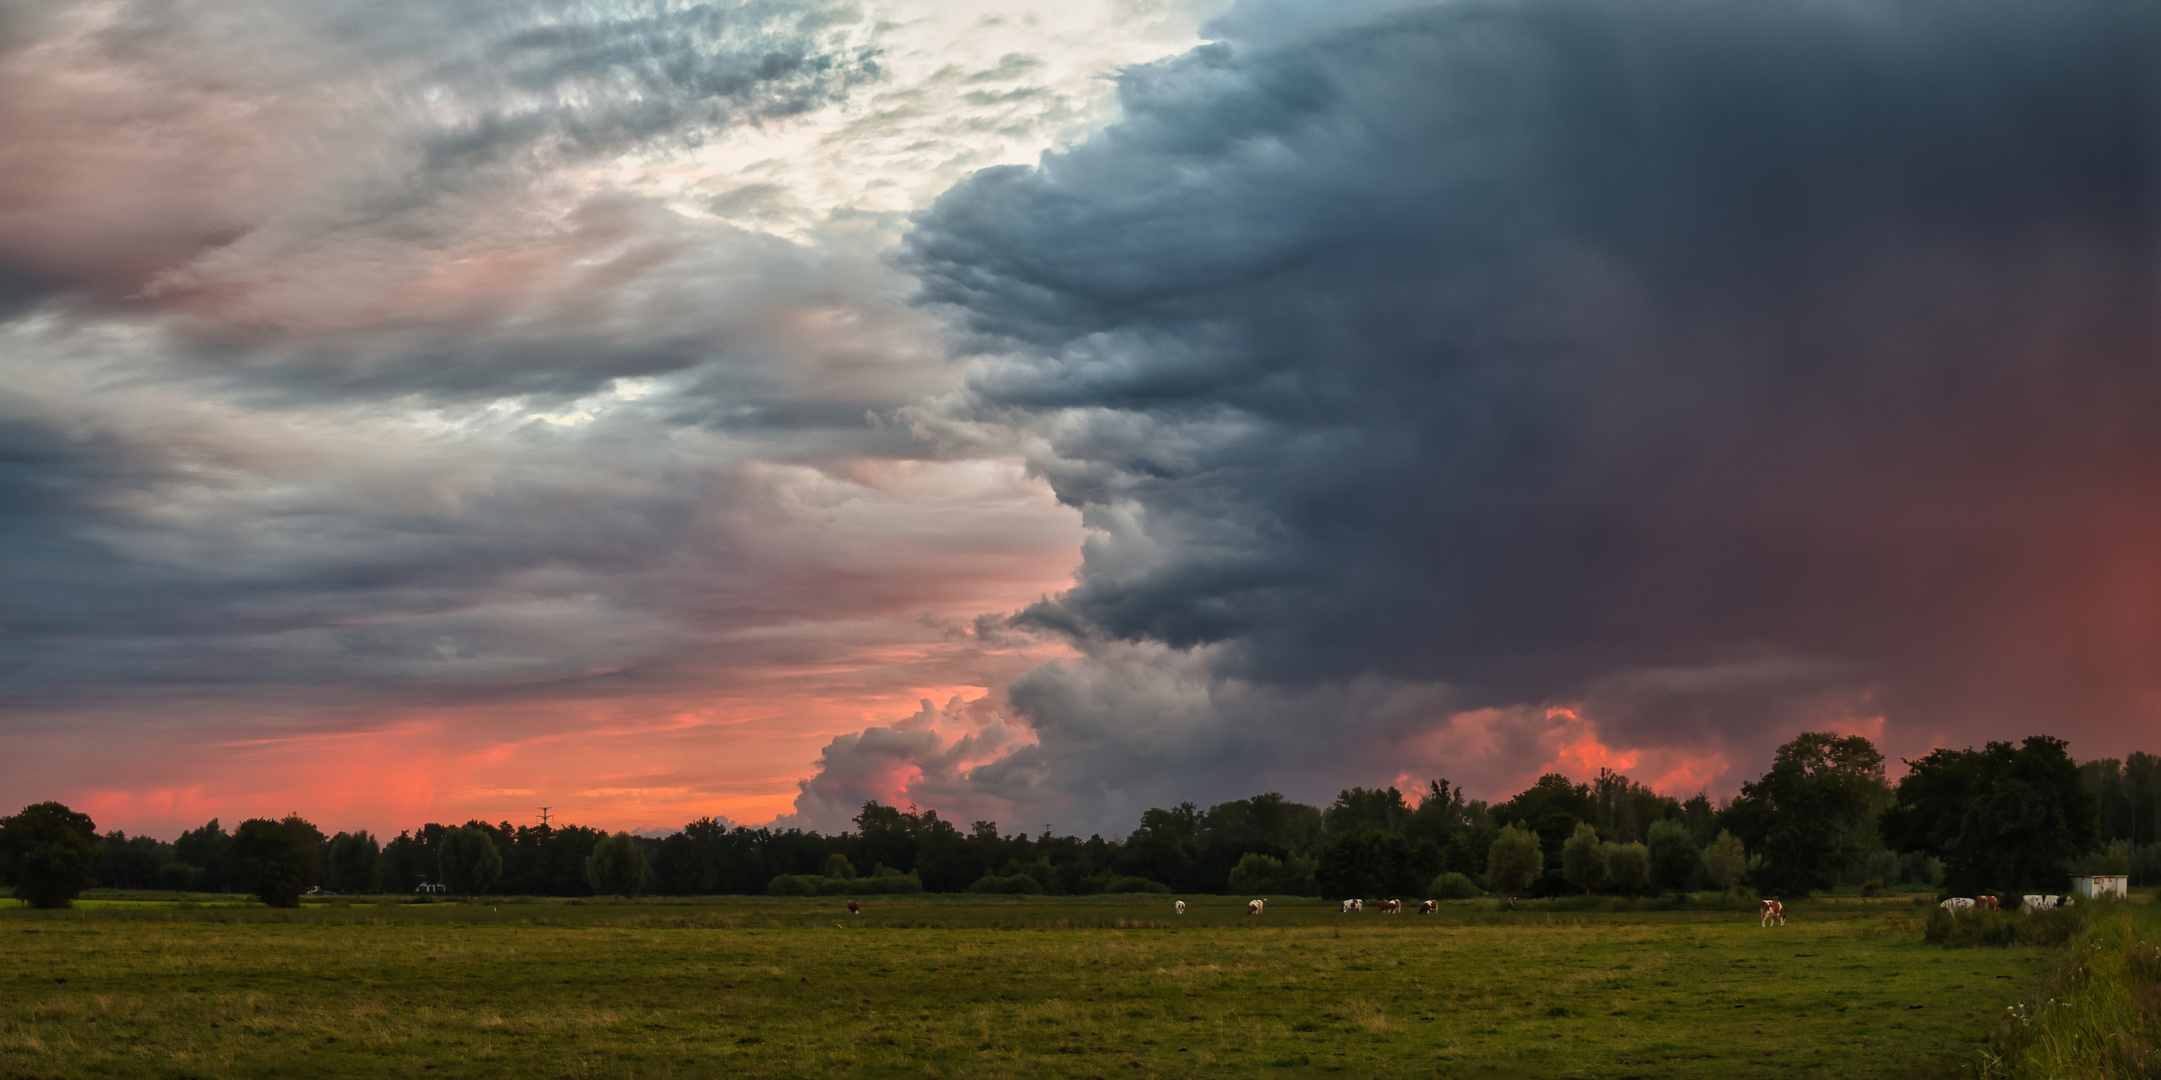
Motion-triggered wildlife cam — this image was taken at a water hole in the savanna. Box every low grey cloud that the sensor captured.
[870,0,2161,830]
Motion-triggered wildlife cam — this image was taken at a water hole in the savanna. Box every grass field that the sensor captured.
[0,894,2050,1079]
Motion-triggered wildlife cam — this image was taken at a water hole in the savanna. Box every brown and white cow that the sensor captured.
[1378,899,1401,913]
[846,900,861,915]
[1975,894,2000,911]
[1247,898,1267,915]
[1419,900,1438,915]
[1758,899,1785,927]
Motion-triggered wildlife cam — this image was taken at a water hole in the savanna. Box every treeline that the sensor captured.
[6,734,2158,908]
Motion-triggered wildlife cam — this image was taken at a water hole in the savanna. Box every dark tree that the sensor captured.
[1722,732,1884,896]
[0,802,101,908]
[438,825,504,898]
[174,819,235,892]
[585,832,646,897]
[1880,736,2100,894]
[326,831,381,894]
[1645,819,1700,899]
[1116,803,1201,891]
[232,814,325,908]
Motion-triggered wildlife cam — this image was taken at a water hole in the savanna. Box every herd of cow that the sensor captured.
[835,892,2074,922]
[1938,894,2076,914]
[843,895,1800,921]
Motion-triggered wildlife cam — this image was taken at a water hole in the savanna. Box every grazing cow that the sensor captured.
[1174,901,1186,915]
[1341,899,1361,913]
[2022,894,2073,912]
[1758,899,1785,927]
[1940,897,1975,915]
[1379,899,1402,913]
[1247,899,1266,915]
[846,900,860,915]
[1975,895,1999,911]
[2020,894,2045,912]
[1419,900,1438,915]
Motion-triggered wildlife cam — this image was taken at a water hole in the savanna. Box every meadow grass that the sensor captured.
[1982,897,2161,1079]
[1,895,2048,1079]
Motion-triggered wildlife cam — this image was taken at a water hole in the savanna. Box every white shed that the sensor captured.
[2070,874,2128,899]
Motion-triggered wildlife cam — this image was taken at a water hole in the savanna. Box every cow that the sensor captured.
[2020,894,2045,912]
[1247,899,1266,915]
[1379,899,1402,913]
[1174,901,1186,915]
[1340,899,1362,913]
[846,900,860,915]
[1940,897,1975,915]
[2022,894,2073,913]
[1758,899,1785,927]
[1975,895,1999,911]
[1419,900,1438,915]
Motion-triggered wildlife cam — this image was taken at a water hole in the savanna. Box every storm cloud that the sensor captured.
[880,0,2161,828]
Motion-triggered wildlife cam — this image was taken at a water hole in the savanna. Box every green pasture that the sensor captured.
[1,895,2048,1079]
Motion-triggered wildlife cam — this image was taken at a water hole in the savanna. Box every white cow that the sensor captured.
[1940,897,1975,914]
[2021,894,2073,913]
[1247,898,1266,915]
[1340,899,1363,913]
[1174,900,1186,915]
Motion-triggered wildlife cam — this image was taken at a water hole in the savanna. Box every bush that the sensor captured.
[0,802,101,909]
[1105,876,1171,894]
[766,874,822,896]
[850,870,922,895]
[969,873,1046,894]
[1704,831,1747,896]
[1428,871,1482,899]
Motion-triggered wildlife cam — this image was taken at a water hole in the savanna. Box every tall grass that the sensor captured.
[1980,899,2161,1079]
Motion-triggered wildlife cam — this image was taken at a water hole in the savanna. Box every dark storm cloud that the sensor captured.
[897,0,2161,812]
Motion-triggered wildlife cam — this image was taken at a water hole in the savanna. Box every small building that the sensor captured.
[2070,874,2128,899]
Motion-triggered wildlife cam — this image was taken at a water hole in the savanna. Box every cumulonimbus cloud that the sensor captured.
[832,0,2161,831]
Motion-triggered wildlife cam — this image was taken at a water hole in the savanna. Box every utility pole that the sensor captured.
[538,807,552,827]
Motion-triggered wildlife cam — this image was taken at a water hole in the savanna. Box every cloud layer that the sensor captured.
[0,0,1227,836]
[873,0,2161,830]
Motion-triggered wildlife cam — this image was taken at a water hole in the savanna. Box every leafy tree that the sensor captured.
[1561,822,1608,896]
[1324,787,1412,836]
[1606,841,1650,896]
[174,819,237,892]
[1721,731,1885,896]
[232,814,325,908]
[0,802,101,908]
[1118,803,1201,891]
[326,831,380,894]
[820,852,858,880]
[1646,819,1700,899]
[1487,824,1543,895]
[585,832,646,897]
[438,825,503,898]
[1879,736,2100,894]
[1703,830,1748,896]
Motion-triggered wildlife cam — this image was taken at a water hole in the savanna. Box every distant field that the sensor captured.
[0,894,2046,1079]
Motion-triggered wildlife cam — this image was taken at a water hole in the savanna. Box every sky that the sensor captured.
[3,0,2159,841]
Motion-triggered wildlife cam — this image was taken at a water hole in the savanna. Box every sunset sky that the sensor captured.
[4,0,2158,840]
